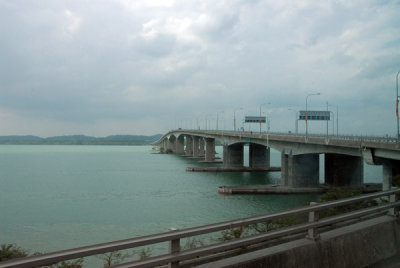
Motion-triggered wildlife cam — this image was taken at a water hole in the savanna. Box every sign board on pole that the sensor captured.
[245,116,266,123]
[299,111,330,121]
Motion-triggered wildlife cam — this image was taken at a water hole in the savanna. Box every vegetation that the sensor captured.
[0,244,28,262]
[318,188,378,219]
[0,244,83,267]
[0,134,162,145]
[48,259,84,268]
[98,248,152,267]
[182,238,206,250]
[393,174,400,187]
[99,251,133,267]
[158,147,173,154]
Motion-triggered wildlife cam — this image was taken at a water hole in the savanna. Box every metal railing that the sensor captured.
[156,129,400,145]
[1,189,399,268]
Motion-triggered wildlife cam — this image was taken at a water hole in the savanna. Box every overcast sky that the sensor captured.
[0,0,399,137]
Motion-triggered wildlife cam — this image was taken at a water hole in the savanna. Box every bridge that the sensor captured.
[2,130,400,267]
[155,130,400,190]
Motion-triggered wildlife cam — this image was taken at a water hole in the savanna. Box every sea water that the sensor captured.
[0,145,381,261]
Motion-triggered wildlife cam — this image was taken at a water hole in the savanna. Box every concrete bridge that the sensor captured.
[155,130,400,190]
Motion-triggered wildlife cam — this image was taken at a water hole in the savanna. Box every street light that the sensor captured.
[288,108,297,134]
[216,111,224,130]
[306,93,321,137]
[204,115,209,130]
[234,108,243,131]
[328,102,339,136]
[396,71,400,140]
[259,102,271,133]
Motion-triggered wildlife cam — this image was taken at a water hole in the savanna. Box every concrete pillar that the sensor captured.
[382,160,400,191]
[205,138,215,162]
[325,154,364,188]
[199,138,205,156]
[175,135,184,155]
[383,164,392,191]
[185,136,193,156]
[223,144,244,168]
[281,152,319,187]
[168,137,176,153]
[249,144,270,169]
[281,153,289,186]
[192,136,200,157]
[163,139,168,151]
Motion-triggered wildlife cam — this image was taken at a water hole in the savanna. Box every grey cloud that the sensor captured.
[0,0,399,136]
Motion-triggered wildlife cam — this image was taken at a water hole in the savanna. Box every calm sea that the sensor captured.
[0,145,381,260]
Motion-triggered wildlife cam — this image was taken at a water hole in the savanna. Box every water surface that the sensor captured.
[0,145,381,255]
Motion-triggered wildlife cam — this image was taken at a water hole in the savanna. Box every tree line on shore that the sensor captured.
[0,134,162,145]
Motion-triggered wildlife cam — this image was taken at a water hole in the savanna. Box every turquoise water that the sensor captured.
[0,145,381,257]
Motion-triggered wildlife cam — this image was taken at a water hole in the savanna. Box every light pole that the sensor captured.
[234,108,243,131]
[216,111,224,130]
[205,115,209,130]
[397,71,400,140]
[288,108,297,134]
[326,101,329,138]
[259,102,270,133]
[328,102,339,136]
[306,93,321,137]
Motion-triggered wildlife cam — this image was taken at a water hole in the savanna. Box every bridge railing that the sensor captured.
[1,189,400,268]
[159,129,399,144]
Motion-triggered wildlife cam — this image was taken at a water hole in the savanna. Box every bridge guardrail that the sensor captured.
[1,189,399,268]
[156,129,399,145]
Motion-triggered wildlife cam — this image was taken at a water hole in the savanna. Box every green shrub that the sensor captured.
[0,244,83,267]
[0,244,28,262]
[319,188,377,218]
[393,174,400,187]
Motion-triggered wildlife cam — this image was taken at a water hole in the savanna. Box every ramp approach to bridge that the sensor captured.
[155,130,400,191]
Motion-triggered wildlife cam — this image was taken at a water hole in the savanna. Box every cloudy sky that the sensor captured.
[0,0,399,137]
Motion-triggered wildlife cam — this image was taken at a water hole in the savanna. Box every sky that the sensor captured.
[0,0,399,137]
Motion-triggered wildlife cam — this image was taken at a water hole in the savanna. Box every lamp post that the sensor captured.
[259,102,270,133]
[288,108,297,133]
[328,103,339,136]
[306,93,321,137]
[326,101,329,138]
[397,71,400,140]
[205,115,209,130]
[234,108,243,131]
[216,111,224,130]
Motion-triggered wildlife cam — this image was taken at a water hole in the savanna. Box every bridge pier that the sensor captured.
[163,139,171,152]
[249,144,270,169]
[175,135,184,155]
[281,152,319,187]
[185,135,193,156]
[199,138,205,157]
[168,136,176,153]
[223,144,244,168]
[325,154,364,187]
[382,160,400,191]
[205,138,215,162]
[192,136,200,157]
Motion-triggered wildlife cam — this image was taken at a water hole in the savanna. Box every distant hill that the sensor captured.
[0,134,162,145]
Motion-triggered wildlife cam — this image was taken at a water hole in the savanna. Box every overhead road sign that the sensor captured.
[299,111,330,121]
[245,116,266,123]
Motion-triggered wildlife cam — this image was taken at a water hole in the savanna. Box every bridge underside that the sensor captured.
[325,154,363,187]
[159,131,400,190]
